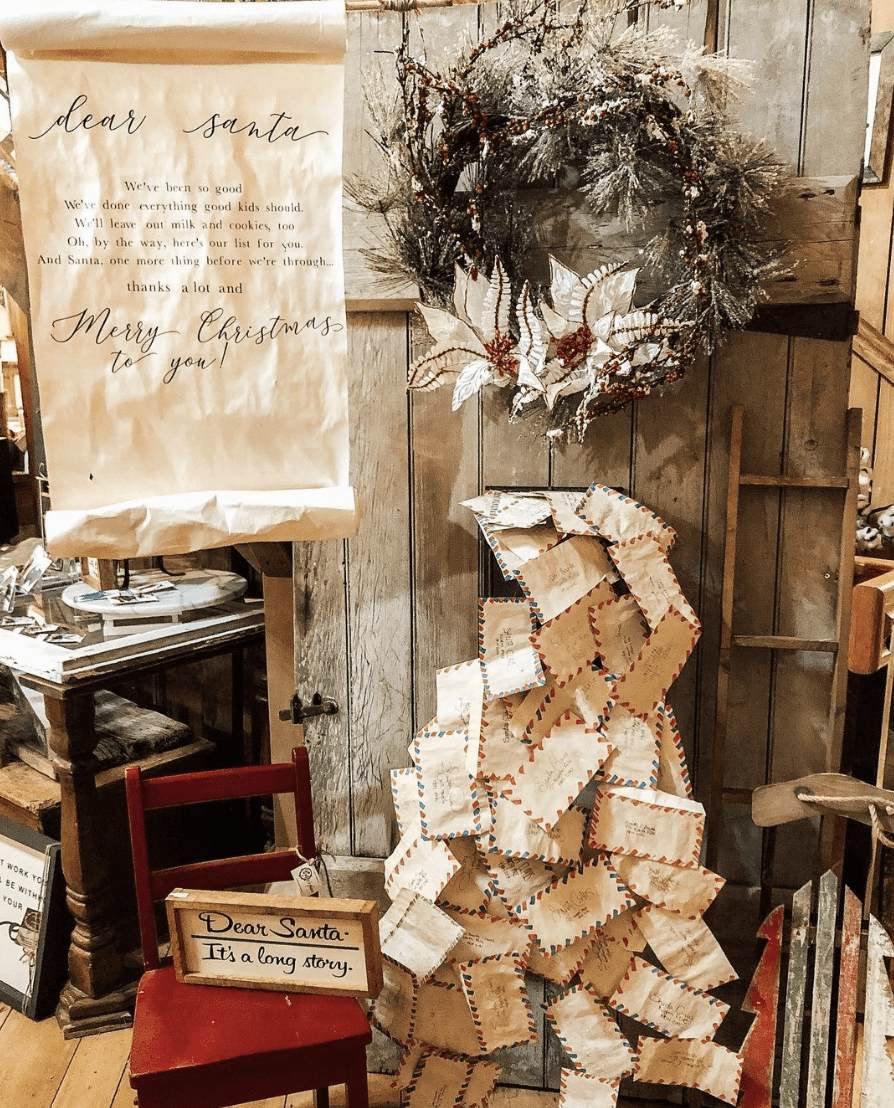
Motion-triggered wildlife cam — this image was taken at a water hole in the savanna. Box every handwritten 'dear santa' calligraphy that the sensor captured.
[380,482,741,1106]
[2,0,356,557]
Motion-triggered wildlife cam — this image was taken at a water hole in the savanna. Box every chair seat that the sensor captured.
[130,965,372,1107]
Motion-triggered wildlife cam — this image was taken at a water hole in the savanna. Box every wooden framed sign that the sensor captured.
[0,815,69,1019]
[166,888,383,998]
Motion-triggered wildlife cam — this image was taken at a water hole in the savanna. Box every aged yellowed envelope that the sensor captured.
[634,1037,743,1106]
[502,711,613,831]
[519,856,635,953]
[532,581,612,685]
[518,536,616,623]
[545,983,638,1080]
[559,1068,620,1107]
[435,660,485,777]
[379,888,464,980]
[636,906,737,992]
[458,954,537,1052]
[613,856,724,919]
[575,483,676,553]
[589,786,705,866]
[608,956,729,1038]
[479,597,546,699]
[385,827,461,903]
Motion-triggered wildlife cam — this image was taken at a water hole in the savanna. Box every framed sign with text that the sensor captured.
[0,816,69,1019]
[166,888,383,999]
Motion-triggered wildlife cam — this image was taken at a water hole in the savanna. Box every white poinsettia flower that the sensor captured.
[534,257,669,409]
[510,281,550,415]
[408,259,524,410]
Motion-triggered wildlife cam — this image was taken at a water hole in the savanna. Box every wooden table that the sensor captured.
[0,579,264,1036]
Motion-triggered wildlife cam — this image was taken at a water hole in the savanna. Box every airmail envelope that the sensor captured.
[589,786,705,866]
[635,1037,743,1106]
[479,597,546,699]
[545,983,637,1080]
[501,711,613,832]
[518,535,615,624]
[608,956,729,1039]
[532,580,612,685]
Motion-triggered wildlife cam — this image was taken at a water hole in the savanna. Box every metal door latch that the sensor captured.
[278,691,339,724]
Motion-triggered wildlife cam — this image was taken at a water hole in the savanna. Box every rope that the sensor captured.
[870,804,894,851]
[797,790,894,849]
[795,791,894,817]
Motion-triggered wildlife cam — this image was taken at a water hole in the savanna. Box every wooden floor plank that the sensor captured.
[110,1068,140,1108]
[49,1027,131,1108]
[0,1000,11,1033]
[0,1010,78,1104]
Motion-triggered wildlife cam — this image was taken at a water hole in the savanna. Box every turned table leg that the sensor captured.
[45,690,134,1036]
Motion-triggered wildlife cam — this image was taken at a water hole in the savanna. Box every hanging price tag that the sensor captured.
[291,854,325,897]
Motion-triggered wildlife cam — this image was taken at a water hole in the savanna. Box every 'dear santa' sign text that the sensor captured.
[166,888,382,998]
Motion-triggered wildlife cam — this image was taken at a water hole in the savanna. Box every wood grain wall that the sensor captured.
[852,0,894,507]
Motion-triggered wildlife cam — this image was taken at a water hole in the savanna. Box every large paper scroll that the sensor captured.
[0,0,357,556]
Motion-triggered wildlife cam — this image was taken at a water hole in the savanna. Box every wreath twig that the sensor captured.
[350,0,791,438]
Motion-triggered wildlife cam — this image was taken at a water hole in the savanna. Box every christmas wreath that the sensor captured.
[352,0,791,438]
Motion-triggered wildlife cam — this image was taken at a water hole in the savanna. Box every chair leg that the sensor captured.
[345,1062,369,1108]
[313,1088,330,1108]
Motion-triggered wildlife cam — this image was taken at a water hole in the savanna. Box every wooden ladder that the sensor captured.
[705,404,862,894]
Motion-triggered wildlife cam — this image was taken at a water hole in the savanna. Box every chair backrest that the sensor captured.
[125,747,317,971]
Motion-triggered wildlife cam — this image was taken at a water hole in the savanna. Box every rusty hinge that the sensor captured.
[278,691,339,724]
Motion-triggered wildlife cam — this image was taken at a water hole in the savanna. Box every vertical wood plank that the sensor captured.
[723,0,808,168]
[347,312,413,857]
[294,536,351,855]
[631,366,709,775]
[705,404,742,872]
[704,335,788,883]
[801,0,871,177]
[267,572,300,848]
[849,357,879,458]
[873,379,894,505]
[771,337,851,788]
[857,179,894,333]
[862,915,894,1107]
[779,880,812,1108]
[410,322,480,734]
[477,3,551,498]
[406,0,482,737]
[831,884,862,1108]
[805,869,838,1108]
[550,411,633,496]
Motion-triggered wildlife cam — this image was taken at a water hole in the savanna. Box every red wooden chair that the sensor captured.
[124,747,371,1108]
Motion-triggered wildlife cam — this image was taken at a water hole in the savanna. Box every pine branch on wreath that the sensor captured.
[350,0,792,439]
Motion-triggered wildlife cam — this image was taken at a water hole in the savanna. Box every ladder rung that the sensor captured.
[732,635,839,652]
[740,474,850,489]
[721,786,754,805]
